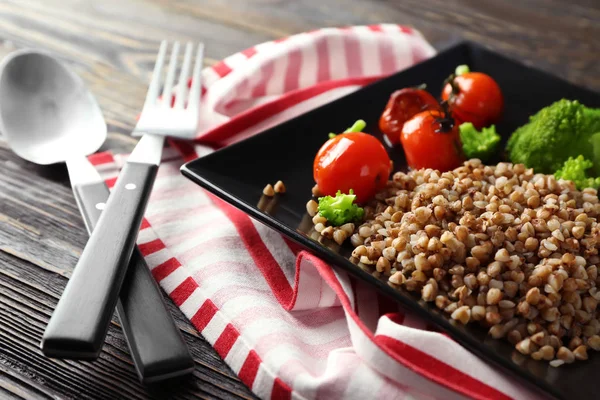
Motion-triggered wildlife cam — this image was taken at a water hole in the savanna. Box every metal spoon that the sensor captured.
[0,49,194,381]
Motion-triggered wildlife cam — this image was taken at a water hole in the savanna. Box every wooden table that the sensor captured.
[0,1,598,399]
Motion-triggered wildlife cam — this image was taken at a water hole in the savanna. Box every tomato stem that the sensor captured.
[455,64,470,76]
[344,119,366,133]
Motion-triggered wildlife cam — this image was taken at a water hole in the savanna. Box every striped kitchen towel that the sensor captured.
[91,25,543,399]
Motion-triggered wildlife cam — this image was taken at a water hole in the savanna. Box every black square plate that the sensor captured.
[181,41,600,400]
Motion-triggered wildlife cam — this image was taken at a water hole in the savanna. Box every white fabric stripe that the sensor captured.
[201,309,228,339]
[254,40,277,54]
[234,316,350,348]
[243,60,265,100]
[345,315,464,400]
[343,362,384,399]
[185,248,255,274]
[143,248,172,269]
[318,279,338,308]
[332,269,355,311]
[136,228,157,245]
[223,52,248,70]
[298,34,318,89]
[259,342,328,377]
[224,339,250,374]
[377,317,541,400]
[202,67,221,88]
[380,24,413,71]
[292,257,328,310]
[353,26,382,76]
[148,209,227,245]
[265,48,289,95]
[179,287,206,318]
[251,364,275,400]
[159,267,190,293]
[326,30,348,80]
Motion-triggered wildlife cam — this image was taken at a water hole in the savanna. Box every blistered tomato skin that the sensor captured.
[441,72,503,129]
[313,132,392,203]
[400,111,465,172]
[379,88,440,145]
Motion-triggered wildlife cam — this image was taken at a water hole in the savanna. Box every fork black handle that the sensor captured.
[41,161,159,360]
[70,179,195,382]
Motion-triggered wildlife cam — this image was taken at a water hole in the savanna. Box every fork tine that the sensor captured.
[161,41,180,108]
[187,43,204,110]
[174,42,193,109]
[143,40,168,108]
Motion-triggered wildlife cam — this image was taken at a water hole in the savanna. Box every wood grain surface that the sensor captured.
[0,0,598,399]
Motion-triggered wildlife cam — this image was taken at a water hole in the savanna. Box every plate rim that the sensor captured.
[180,40,600,400]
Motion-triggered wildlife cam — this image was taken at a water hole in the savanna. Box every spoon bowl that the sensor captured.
[0,49,106,164]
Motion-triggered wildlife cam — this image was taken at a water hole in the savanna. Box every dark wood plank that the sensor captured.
[0,0,598,398]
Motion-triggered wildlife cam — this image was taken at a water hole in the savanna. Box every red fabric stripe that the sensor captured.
[190,299,218,331]
[213,323,239,358]
[151,257,181,282]
[87,152,114,166]
[283,48,302,93]
[368,24,383,32]
[168,138,201,162]
[344,32,362,77]
[314,36,330,83]
[197,76,381,145]
[271,378,292,400]
[241,47,257,58]
[212,61,233,78]
[238,350,262,389]
[375,335,512,400]
[385,312,405,325]
[140,218,151,230]
[298,251,498,400]
[169,276,198,306]
[105,177,117,189]
[212,198,294,304]
[137,238,165,256]
[398,25,414,35]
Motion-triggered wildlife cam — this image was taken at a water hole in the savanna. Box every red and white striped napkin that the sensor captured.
[90,25,544,400]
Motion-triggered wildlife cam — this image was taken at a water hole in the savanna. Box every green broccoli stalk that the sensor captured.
[329,119,366,138]
[458,122,501,161]
[317,190,364,226]
[506,99,600,174]
[554,155,600,190]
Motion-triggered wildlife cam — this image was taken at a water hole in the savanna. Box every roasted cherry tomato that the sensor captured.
[379,88,440,145]
[314,132,391,203]
[400,110,465,172]
[441,67,503,129]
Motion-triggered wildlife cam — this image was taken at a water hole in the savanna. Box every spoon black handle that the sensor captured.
[71,179,195,382]
[42,161,158,359]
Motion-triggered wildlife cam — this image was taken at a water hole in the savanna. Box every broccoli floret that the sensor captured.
[506,99,600,174]
[317,190,364,226]
[554,155,600,190]
[459,122,501,161]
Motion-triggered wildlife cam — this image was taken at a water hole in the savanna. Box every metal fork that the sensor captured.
[42,41,204,360]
